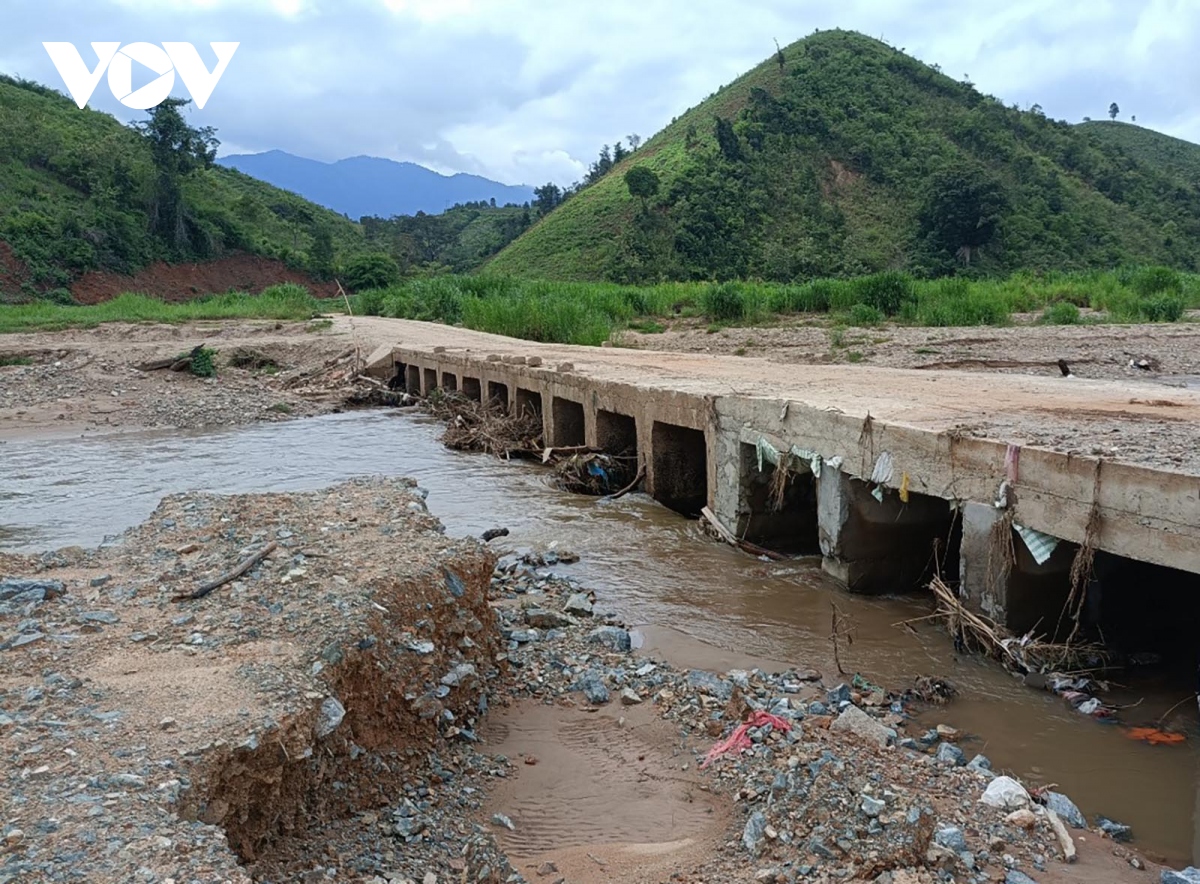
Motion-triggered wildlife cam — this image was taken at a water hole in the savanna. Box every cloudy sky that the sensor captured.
[3,0,1198,186]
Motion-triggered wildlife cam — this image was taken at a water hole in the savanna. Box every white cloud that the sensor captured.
[3,0,1198,185]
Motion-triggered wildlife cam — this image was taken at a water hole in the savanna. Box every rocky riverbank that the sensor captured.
[0,478,1172,884]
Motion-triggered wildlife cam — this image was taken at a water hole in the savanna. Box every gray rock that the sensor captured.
[808,701,830,716]
[743,810,767,854]
[588,626,632,652]
[1161,868,1200,884]
[0,578,63,601]
[936,742,966,766]
[507,629,539,644]
[935,826,968,853]
[1097,816,1132,842]
[1006,871,1038,884]
[440,663,477,687]
[826,683,852,707]
[80,611,119,624]
[578,673,610,705]
[316,697,345,738]
[861,796,886,817]
[405,639,435,655]
[967,754,993,774]
[619,688,642,706]
[525,608,571,629]
[443,568,466,598]
[1045,792,1086,829]
[4,632,45,650]
[830,705,892,748]
[687,670,733,701]
[490,813,515,831]
[563,593,594,616]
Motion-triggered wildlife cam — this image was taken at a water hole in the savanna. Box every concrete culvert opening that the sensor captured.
[596,409,638,457]
[515,388,543,421]
[423,368,438,394]
[487,381,510,410]
[405,365,421,395]
[651,421,707,516]
[1083,554,1200,682]
[736,443,819,554]
[441,372,458,392]
[462,376,482,402]
[822,474,957,594]
[552,397,586,447]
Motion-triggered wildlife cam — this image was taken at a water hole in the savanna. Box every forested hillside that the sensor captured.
[489,30,1200,282]
[0,75,363,299]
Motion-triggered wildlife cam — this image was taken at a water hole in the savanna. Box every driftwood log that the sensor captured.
[172,542,278,602]
[138,345,205,373]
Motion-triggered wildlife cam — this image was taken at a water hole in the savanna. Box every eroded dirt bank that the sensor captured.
[0,475,1172,884]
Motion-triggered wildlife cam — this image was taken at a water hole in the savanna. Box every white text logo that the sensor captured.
[42,42,239,110]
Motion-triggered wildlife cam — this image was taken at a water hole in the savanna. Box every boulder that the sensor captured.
[830,705,892,749]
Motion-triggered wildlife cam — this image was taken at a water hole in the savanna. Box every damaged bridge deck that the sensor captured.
[357,317,1200,630]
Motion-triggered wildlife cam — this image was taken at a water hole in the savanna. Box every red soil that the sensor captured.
[70,253,339,304]
[0,241,339,304]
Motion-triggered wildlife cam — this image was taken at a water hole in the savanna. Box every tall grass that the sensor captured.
[4,266,1198,342]
[0,285,321,333]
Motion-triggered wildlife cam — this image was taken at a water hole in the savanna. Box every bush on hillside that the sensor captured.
[341,253,401,292]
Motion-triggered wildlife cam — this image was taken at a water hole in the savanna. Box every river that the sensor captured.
[2,409,1195,864]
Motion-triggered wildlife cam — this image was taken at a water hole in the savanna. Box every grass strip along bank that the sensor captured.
[1,267,1197,343]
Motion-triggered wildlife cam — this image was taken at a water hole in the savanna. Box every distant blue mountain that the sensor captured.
[217,150,535,219]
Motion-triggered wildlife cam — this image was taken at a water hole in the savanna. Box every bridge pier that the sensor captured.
[958,501,1075,634]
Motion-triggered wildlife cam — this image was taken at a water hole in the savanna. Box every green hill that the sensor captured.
[489,30,1200,282]
[0,74,364,299]
[361,201,532,274]
[1078,120,1200,186]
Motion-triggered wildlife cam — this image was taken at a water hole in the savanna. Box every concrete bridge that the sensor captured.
[358,318,1200,633]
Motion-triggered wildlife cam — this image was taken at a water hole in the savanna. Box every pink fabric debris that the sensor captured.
[1005,444,1021,483]
[700,711,792,769]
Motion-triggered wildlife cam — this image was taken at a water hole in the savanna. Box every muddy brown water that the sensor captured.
[2,410,1196,864]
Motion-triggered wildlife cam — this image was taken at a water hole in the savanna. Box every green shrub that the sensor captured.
[852,271,915,316]
[352,288,387,315]
[1131,266,1183,298]
[848,303,885,326]
[702,282,745,321]
[189,346,217,377]
[1139,294,1185,322]
[1042,301,1080,325]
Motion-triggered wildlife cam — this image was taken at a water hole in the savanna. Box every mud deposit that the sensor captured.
[2,411,1198,877]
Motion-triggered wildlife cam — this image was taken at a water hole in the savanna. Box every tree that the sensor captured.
[624,166,660,208]
[308,224,335,281]
[341,252,399,292]
[919,161,1009,266]
[774,38,786,71]
[533,182,562,216]
[1109,102,1119,121]
[713,116,742,162]
[627,133,642,150]
[132,98,219,251]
